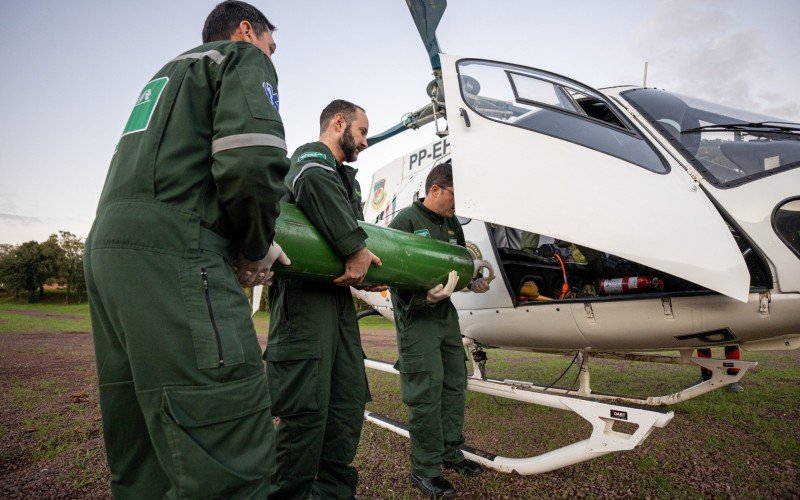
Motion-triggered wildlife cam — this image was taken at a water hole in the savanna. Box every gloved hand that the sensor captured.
[427,270,458,304]
[234,242,291,287]
[470,276,491,293]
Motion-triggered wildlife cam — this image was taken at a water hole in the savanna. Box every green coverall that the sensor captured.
[389,200,469,478]
[266,142,371,499]
[84,41,290,499]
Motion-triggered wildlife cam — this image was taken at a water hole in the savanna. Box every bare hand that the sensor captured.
[333,247,381,286]
[234,242,291,288]
[357,285,389,292]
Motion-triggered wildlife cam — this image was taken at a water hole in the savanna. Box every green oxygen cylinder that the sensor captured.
[272,202,476,289]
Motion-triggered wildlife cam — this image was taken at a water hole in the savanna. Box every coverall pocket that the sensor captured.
[161,373,272,498]
[265,340,322,416]
[397,354,432,405]
[178,261,246,369]
[237,67,279,120]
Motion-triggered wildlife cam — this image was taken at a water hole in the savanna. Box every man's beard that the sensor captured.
[339,123,359,162]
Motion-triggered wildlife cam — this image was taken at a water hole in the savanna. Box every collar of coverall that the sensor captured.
[310,141,358,176]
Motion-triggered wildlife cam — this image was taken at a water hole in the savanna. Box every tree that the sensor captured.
[0,244,18,293]
[39,234,64,298]
[55,231,86,303]
[0,241,51,303]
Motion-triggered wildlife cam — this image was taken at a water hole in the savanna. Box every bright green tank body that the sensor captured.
[272,203,474,289]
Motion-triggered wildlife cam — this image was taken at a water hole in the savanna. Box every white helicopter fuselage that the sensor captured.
[357,57,800,354]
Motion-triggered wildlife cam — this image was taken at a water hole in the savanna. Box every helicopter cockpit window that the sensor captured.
[622,88,800,187]
[457,59,668,173]
[773,198,800,259]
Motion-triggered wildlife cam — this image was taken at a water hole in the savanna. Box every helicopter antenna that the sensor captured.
[643,61,649,88]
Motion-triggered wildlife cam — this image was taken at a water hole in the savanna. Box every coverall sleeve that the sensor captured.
[294,169,368,257]
[211,45,290,261]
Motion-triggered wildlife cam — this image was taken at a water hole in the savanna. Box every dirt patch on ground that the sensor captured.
[0,333,108,499]
[1,331,798,498]
[360,328,398,352]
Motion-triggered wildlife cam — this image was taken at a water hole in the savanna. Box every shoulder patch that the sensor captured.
[414,229,431,238]
[298,151,327,162]
[262,82,279,111]
[122,77,169,136]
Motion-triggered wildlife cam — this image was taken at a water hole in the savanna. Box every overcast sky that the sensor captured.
[0,0,798,245]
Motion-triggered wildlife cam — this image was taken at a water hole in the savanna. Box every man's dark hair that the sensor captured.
[319,100,365,134]
[202,1,276,43]
[425,162,453,194]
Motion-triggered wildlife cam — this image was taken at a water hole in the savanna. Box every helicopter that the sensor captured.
[337,0,800,475]
[248,0,800,475]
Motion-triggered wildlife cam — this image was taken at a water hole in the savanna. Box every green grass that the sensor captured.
[7,378,96,462]
[253,309,395,333]
[358,346,800,497]
[0,296,91,334]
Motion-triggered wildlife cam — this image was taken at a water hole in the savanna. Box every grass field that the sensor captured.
[0,296,798,498]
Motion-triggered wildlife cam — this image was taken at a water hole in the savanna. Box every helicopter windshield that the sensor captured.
[621,88,800,187]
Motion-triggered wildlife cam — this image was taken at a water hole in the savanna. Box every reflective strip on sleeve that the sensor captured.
[211,133,288,155]
[171,49,226,64]
[291,162,335,195]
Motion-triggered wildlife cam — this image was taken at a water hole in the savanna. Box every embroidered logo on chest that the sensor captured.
[414,229,431,238]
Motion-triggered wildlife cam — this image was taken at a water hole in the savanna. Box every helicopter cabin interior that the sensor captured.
[486,222,771,306]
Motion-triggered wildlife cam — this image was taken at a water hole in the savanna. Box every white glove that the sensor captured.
[264,241,291,268]
[256,242,290,286]
[427,270,459,304]
[470,276,491,293]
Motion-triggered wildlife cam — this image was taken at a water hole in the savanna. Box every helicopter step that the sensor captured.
[364,358,673,475]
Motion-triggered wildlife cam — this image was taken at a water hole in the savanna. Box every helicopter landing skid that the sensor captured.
[466,344,758,407]
[364,358,673,475]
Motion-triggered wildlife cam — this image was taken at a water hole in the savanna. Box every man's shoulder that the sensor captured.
[291,142,335,167]
[168,41,270,72]
[389,204,419,228]
[392,204,414,220]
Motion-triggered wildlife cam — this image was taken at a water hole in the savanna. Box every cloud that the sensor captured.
[630,0,798,120]
[0,192,17,213]
[0,213,42,224]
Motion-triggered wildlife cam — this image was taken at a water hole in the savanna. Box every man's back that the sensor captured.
[92,40,289,260]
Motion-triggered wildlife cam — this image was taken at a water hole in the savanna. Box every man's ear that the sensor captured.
[334,113,346,133]
[231,20,254,41]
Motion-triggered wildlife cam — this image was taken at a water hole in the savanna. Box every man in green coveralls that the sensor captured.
[266,100,381,499]
[389,163,492,498]
[83,2,290,497]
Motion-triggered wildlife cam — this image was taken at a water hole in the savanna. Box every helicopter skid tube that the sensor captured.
[364,359,673,475]
[489,355,758,407]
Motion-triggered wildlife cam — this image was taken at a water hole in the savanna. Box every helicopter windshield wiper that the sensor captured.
[681,121,800,134]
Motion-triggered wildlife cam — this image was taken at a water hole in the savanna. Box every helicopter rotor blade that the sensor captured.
[405,0,447,70]
[367,122,409,147]
[367,1,448,147]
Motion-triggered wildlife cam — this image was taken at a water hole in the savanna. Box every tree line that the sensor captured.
[0,231,86,304]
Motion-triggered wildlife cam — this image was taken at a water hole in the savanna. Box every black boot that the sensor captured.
[443,458,484,476]
[410,473,457,498]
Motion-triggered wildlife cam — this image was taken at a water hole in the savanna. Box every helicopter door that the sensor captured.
[441,55,750,302]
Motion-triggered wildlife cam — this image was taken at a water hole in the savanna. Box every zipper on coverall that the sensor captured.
[201,268,225,366]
